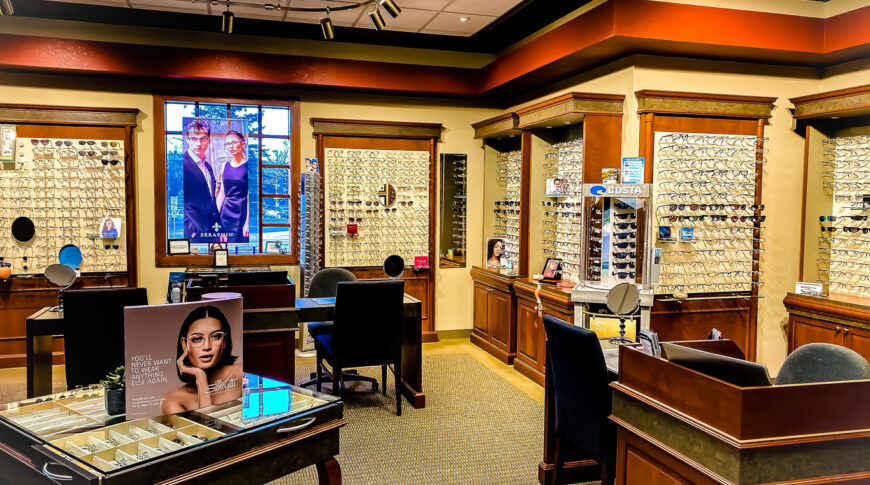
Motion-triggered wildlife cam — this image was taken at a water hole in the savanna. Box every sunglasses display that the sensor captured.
[323,148,430,267]
[654,133,766,296]
[0,137,127,275]
[817,134,870,298]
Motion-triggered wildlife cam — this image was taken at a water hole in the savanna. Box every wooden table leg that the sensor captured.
[399,307,426,408]
[30,334,54,398]
[316,457,342,485]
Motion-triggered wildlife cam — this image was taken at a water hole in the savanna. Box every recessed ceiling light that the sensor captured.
[458,16,469,22]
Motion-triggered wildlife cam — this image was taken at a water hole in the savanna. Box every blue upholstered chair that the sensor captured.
[777,343,870,385]
[543,314,615,485]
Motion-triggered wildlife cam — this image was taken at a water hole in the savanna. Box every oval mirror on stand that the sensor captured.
[45,263,77,312]
[606,282,640,345]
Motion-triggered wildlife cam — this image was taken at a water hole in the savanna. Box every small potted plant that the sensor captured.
[101,366,126,416]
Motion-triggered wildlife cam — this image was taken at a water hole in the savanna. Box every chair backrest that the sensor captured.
[308,268,357,298]
[331,280,404,368]
[543,314,614,459]
[63,287,148,389]
[777,343,870,385]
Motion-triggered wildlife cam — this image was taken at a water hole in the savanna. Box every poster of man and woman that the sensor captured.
[181,118,250,244]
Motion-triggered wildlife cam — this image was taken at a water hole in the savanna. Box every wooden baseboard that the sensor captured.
[469,332,515,364]
[436,329,471,340]
[422,331,439,343]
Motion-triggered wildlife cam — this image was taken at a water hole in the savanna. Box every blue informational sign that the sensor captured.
[621,157,645,184]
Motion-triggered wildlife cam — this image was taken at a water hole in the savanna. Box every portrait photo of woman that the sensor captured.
[486,238,505,268]
[216,130,250,244]
[161,305,242,414]
[100,218,120,239]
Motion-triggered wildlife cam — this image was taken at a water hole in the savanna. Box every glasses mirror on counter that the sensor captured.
[439,153,467,268]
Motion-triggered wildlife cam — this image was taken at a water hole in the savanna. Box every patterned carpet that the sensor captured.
[0,353,554,484]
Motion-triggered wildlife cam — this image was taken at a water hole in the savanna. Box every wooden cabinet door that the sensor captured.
[844,326,870,361]
[791,317,841,351]
[516,300,542,368]
[473,284,489,337]
[488,289,511,350]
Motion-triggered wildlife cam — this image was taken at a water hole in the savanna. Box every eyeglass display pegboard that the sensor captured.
[0,138,128,275]
[652,132,766,297]
[817,134,870,297]
[322,148,430,267]
[538,138,584,282]
[299,171,323,296]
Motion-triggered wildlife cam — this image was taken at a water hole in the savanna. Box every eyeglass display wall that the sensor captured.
[0,138,128,275]
[300,171,323,297]
[438,153,467,268]
[0,103,138,370]
[637,89,776,361]
[312,118,441,342]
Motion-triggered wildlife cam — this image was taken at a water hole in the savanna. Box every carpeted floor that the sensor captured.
[0,352,557,484]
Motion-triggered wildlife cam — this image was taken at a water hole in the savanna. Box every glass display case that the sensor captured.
[0,373,341,484]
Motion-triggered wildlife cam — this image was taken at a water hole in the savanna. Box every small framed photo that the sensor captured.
[265,240,283,253]
[0,125,16,162]
[99,217,122,239]
[485,237,505,268]
[680,227,695,242]
[545,178,567,197]
[657,225,674,242]
[168,239,190,255]
[541,257,563,280]
[208,242,228,253]
[214,249,228,267]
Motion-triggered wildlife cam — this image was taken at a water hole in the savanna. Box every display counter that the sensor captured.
[784,292,870,360]
[610,343,870,484]
[0,373,345,484]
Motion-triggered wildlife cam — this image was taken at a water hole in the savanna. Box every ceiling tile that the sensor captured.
[283,0,363,27]
[442,0,524,17]
[353,8,437,32]
[390,0,451,10]
[421,11,495,35]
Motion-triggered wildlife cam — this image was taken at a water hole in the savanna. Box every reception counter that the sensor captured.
[610,342,870,484]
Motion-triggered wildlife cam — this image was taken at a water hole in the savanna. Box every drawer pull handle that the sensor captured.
[277,417,316,434]
[42,463,73,481]
[844,328,850,335]
[836,326,842,333]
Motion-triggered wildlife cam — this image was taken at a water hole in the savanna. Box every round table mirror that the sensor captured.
[606,282,640,316]
[58,244,83,270]
[11,216,35,244]
[383,255,405,278]
[45,263,77,312]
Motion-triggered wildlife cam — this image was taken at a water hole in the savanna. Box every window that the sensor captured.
[155,96,299,266]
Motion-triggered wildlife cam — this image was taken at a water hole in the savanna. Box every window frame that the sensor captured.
[153,95,300,267]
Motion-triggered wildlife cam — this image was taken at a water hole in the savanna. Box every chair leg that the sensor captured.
[315,354,323,392]
[381,365,387,396]
[394,365,401,416]
[332,366,342,396]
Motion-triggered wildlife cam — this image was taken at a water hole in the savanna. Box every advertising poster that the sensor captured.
[124,298,243,419]
[181,118,250,245]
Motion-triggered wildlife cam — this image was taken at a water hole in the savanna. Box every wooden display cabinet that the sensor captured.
[513,279,574,386]
[637,90,777,361]
[784,292,870,360]
[470,266,518,364]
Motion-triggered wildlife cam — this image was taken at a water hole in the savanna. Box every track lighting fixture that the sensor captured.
[378,0,400,18]
[368,5,386,31]
[320,7,335,40]
[221,2,234,33]
[0,0,13,16]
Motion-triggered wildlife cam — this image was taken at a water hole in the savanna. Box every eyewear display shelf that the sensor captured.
[312,118,441,342]
[0,374,345,484]
[637,90,776,361]
[611,342,870,485]
[789,84,870,358]
[470,94,624,365]
[0,104,139,370]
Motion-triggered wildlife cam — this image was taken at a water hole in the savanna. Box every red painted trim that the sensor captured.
[0,0,868,99]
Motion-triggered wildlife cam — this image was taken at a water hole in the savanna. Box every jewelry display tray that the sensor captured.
[0,374,340,484]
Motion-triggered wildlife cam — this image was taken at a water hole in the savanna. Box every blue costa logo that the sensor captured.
[590,185,607,195]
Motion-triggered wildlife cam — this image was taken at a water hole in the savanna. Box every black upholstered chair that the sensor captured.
[313,280,405,415]
[306,268,358,338]
[777,343,870,385]
[63,287,148,389]
[543,314,615,485]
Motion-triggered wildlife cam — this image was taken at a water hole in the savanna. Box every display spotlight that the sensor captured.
[320,7,335,40]
[0,0,13,16]
[221,4,234,33]
[368,5,386,30]
[379,0,401,18]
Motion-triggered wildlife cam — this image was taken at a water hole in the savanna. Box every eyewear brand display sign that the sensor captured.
[124,298,243,419]
[621,157,644,184]
[583,183,650,198]
[0,125,16,161]
[180,118,250,245]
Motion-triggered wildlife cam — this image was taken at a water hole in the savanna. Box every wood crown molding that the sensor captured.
[470,266,519,293]
[635,90,777,119]
[516,92,625,129]
[0,104,139,126]
[471,113,521,139]
[310,118,443,139]
[790,84,870,119]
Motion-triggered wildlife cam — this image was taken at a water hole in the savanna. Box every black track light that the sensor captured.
[320,7,335,40]
[368,5,385,31]
[379,0,400,18]
[221,2,234,34]
[0,0,13,16]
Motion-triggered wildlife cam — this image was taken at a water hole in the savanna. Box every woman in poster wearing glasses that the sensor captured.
[161,305,242,413]
[216,130,250,244]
